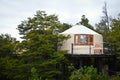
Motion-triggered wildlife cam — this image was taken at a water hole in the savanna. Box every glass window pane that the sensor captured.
[75,35,79,44]
[80,35,88,44]
[90,35,93,45]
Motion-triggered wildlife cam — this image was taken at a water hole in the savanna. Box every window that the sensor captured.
[75,35,79,44]
[89,35,93,45]
[80,35,88,44]
[74,34,93,45]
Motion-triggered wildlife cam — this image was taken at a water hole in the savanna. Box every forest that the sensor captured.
[0,4,120,80]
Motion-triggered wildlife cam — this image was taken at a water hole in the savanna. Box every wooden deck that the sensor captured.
[65,51,116,75]
[66,53,116,58]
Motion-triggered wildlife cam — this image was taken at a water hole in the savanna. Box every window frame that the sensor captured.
[75,35,79,44]
[80,34,88,45]
[74,34,94,46]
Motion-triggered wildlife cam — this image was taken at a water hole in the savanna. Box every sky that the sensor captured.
[0,0,120,40]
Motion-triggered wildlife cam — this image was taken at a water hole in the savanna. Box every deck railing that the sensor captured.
[71,42,116,55]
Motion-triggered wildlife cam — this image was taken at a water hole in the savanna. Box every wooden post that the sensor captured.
[89,44,91,54]
[79,59,83,68]
[71,43,73,54]
[94,58,103,73]
[103,64,109,76]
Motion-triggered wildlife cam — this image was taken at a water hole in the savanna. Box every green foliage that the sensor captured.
[95,2,110,35]
[0,57,31,80]
[1,10,120,80]
[17,10,71,80]
[17,10,70,54]
[104,16,120,58]
[114,74,120,80]
[69,66,120,80]
[76,15,94,30]
[0,10,71,80]
[30,67,40,80]
[69,66,99,80]
[0,34,18,57]
[59,23,72,32]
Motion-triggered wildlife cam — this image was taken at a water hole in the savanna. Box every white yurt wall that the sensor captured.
[60,25,103,55]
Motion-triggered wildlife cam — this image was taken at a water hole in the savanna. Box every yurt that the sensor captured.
[60,25,103,54]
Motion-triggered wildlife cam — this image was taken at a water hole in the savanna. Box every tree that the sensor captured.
[17,10,70,80]
[0,34,18,57]
[69,66,103,80]
[0,34,22,80]
[95,2,111,35]
[0,57,31,80]
[76,15,94,30]
[17,11,70,53]
[30,67,40,80]
[107,16,120,54]
[59,23,72,32]
[102,2,110,31]
[95,2,113,44]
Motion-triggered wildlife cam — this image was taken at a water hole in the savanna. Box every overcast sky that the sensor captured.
[0,0,120,40]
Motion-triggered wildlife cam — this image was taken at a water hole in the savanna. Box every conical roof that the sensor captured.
[61,25,100,35]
